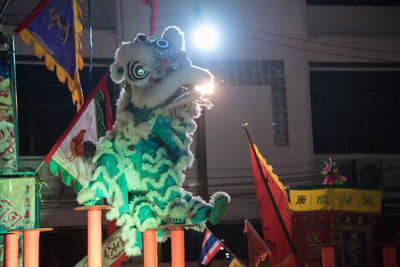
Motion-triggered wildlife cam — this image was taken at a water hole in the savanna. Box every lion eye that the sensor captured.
[127,61,148,80]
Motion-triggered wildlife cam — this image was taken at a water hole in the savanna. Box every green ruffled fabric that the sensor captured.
[49,158,83,194]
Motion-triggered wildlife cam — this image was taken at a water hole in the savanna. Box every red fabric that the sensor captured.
[321,246,335,267]
[249,143,297,267]
[244,220,271,267]
[291,211,335,267]
[292,210,381,266]
[382,246,397,267]
[14,0,50,33]
[100,76,113,132]
[140,0,157,35]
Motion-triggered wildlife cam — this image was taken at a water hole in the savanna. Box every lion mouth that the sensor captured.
[163,86,198,107]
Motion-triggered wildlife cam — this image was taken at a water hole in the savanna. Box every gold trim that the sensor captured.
[253,144,291,208]
[18,0,84,111]
[272,252,295,267]
[290,188,381,212]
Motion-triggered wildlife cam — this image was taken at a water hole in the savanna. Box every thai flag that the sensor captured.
[200,228,224,265]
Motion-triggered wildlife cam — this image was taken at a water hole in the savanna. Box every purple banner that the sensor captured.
[26,0,76,77]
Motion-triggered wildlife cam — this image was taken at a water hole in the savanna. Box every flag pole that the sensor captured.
[34,161,45,175]
[242,123,296,254]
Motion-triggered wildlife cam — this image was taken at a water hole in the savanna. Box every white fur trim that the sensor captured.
[161,26,185,51]
[131,65,213,108]
[76,188,96,204]
[210,191,231,205]
[110,62,125,84]
[112,42,156,88]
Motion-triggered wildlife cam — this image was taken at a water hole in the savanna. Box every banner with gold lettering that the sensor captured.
[289,186,381,267]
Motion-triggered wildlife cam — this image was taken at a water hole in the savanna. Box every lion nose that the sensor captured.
[159,58,169,68]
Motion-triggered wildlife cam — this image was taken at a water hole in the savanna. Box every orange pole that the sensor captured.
[383,245,397,267]
[23,230,40,267]
[88,207,102,267]
[143,229,157,267]
[321,246,335,267]
[4,233,20,267]
[171,226,185,267]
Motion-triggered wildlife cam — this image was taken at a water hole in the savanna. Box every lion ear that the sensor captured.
[161,26,185,51]
[110,62,125,84]
[134,33,149,44]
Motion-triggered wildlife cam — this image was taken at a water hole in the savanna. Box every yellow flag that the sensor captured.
[227,257,245,267]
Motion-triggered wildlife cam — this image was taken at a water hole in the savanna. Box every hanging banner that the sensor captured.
[15,0,84,111]
[0,177,37,266]
[0,34,18,175]
[290,186,381,267]
[290,187,381,213]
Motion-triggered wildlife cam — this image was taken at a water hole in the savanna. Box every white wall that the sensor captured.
[9,0,316,223]
[9,1,400,224]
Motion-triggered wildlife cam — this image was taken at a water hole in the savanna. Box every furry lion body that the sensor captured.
[77,26,229,256]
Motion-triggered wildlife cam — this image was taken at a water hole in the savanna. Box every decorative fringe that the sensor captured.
[49,158,83,194]
[18,0,84,110]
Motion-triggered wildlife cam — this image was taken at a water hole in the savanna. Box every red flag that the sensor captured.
[248,140,298,267]
[140,0,157,35]
[244,219,272,267]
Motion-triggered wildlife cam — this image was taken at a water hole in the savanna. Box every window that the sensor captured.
[16,60,117,156]
[310,71,400,154]
[209,59,289,146]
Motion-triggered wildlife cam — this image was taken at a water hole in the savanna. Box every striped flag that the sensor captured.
[200,228,223,265]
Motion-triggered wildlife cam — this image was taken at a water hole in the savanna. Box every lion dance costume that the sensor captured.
[77,26,230,256]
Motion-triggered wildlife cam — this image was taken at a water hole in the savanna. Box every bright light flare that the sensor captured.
[193,25,218,51]
[195,82,214,95]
